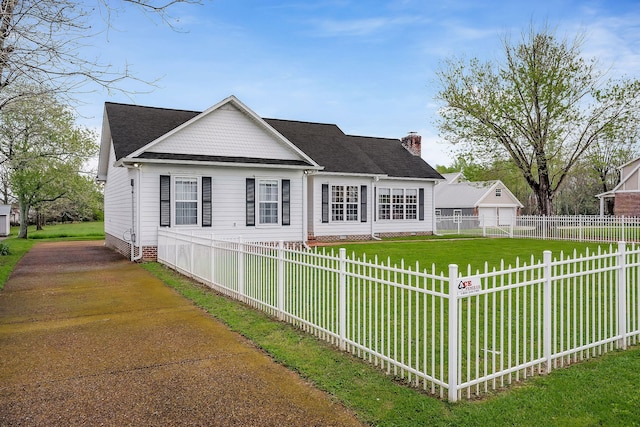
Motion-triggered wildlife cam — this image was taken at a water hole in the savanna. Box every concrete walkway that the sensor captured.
[0,241,364,426]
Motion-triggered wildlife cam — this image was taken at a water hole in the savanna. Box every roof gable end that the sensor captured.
[126,96,318,167]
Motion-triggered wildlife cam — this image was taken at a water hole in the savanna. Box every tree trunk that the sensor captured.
[17,201,28,238]
[36,211,43,230]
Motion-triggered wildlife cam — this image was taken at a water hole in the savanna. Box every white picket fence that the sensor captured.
[436,214,640,243]
[157,229,640,401]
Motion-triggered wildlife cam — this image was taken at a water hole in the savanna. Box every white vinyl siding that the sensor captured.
[136,166,304,246]
[145,104,302,161]
[103,144,134,241]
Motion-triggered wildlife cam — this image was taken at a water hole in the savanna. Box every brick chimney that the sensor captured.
[401,132,421,157]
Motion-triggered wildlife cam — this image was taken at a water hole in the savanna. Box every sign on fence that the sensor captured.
[457,276,482,296]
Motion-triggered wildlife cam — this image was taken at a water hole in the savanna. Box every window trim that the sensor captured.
[330,184,359,222]
[495,188,502,197]
[174,176,199,226]
[257,179,280,226]
[160,175,212,228]
[377,187,421,221]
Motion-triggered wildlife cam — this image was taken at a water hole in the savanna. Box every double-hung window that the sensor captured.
[377,188,391,220]
[392,189,404,219]
[405,189,418,219]
[259,180,279,224]
[331,185,359,222]
[175,177,198,225]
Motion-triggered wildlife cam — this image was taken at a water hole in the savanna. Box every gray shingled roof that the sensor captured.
[105,102,443,179]
[434,181,495,208]
[105,102,200,160]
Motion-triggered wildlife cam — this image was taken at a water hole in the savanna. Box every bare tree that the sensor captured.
[436,24,640,215]
[0,0,202,110]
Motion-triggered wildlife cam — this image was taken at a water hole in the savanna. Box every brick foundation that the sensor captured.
[310,231,433,243]
[105,233,158,262]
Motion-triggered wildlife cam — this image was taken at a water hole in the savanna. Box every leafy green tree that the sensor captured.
[40,175,104,222]
[436,24,640,215]
[0,93,97,238]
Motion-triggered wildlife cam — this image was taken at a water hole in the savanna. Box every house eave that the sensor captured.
[381,176,442,182]
[115,157,324,171]
[313,171,387,179]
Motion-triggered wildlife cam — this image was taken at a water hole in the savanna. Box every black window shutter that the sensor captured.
[202,177,212,227]
[360,185,367,222]
[160,175,171,227]
[282,179,290,226]
[373,187,377,222]
[246,178,255,226]
[321,184,329,223]
[419,188,425,221]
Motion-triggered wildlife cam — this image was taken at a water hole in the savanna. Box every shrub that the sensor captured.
[0,242,10,256]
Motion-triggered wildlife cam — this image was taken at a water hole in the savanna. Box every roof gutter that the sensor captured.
[114,157,323,171]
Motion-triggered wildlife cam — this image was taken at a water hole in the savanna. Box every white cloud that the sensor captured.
[309,15,421,37]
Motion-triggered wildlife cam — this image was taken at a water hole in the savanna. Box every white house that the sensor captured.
[97,96,443,261]
[596,156,640,217]
[434,172,523,226]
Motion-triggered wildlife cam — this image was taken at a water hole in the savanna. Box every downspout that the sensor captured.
[302,171,311,250]
[432,182,441,236]
[371,177,381,240]
[131,166,143,261]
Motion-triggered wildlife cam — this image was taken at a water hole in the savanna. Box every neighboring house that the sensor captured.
[434,172,523,226]
[0,205,10,237]
[596,156,640,217]
[97,95,443,261]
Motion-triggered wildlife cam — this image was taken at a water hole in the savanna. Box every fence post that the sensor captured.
[448,264,459,402]
[238,238,245,299]
[210,234,215,284]
[277,240,285,321]
[543,250,552,374]
[617,241,627,350]
[339,248,347,351]
[190,230,195,276]
[579,215,583,242]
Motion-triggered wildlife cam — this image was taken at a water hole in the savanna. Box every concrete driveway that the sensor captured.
[0,241,363,426]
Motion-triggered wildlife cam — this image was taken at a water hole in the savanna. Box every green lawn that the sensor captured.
[12,221,105,240]
[336,238,612,273]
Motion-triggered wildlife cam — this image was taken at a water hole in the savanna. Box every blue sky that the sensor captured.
[81,0,640,167]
